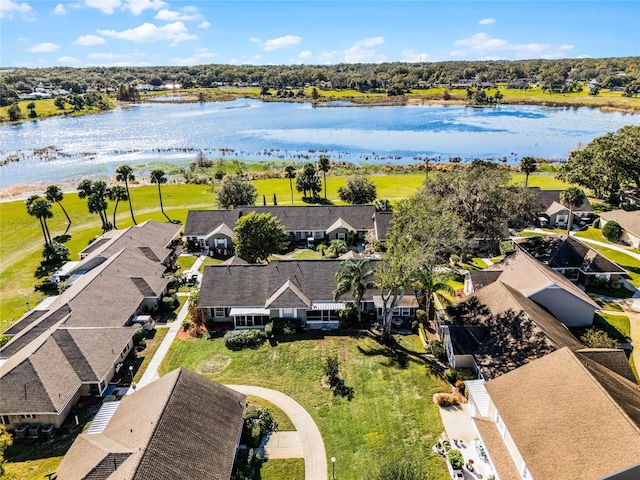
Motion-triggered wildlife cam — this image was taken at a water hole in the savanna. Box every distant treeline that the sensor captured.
[1,57,639,99]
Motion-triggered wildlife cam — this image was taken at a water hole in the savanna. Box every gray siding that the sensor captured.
[530,287,595,327]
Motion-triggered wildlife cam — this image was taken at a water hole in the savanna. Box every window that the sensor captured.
[20,414,36,419]
[314,231,324,239]
[496,412,506,437]
[337,233,346,241]
[214,307,225,318]
[401,307,410,317]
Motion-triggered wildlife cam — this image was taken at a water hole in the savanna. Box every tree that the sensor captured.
[0,424,13,477]
[7,102,22,121]
[54,96,66,109]
[150,169,171,221]
[325,239,348,258]
[284,165,296,204]
[519,156,537,187]
[215,175,258,209]
[107,185,128,229]
[26,101,37,118]
[233,212,288,263]
[338,175,377,204]
[26,195,53,246]
[560,187,586,235]
[318,156,330,200]
[602,221,623,242]
[115,164,137,225]
[374,199,392,212]
[580,328,618,348]
[333,259,375,323]
[0,77,19,106]
[296,163,321,199]
[78,179,111,231]
[45,185,71,235]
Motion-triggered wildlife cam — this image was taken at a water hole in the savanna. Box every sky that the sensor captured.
[1,1,638,68]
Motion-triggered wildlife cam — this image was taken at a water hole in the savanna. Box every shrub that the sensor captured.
[271,318,303,335]
[224,329,267,351]
[373,240,387,252]
[429,340,447,361]
[602,221,623,242]
[0,335,10,348]
[159,296,175,312]
[264,322,273,337]
[132,324,145,345]
[448,449,464,471]
[434,393,459,407]
[135,338,147,351]
[338,303,358,328]
[241,405,277,448]
[581,328,619,348]
[181,318,193,332]
[444,367,477,384]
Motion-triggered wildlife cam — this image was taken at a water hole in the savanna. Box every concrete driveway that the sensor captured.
[226,385,327,480]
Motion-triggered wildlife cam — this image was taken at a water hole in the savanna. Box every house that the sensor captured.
[198,259,418,330]
[598,210,640,249]
[530,188,593,228]
[55,368,246,480]
[463,250,599,327]
[438,279,634,381]
[0,224,179,429]
[184,205,389,253]
[513,235,627,287]
[466,347,640,480]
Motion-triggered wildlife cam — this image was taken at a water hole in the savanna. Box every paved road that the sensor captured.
[226,385,328,480]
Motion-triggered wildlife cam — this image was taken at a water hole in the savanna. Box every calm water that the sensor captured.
[1,99,639,189]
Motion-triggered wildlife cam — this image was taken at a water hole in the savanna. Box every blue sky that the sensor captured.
[1,1,638,67]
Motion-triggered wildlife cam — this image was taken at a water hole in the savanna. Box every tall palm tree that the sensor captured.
[333,259,375,323]
[88,193,110,232]
[115,164,137,225]
[519,156,537,187]
[318,156,330,200]
[150,169,170,221]
[45,185,71,235]
[78,179,111,231]
[108,185,128,229]
[285,165,296,205]
[560,187,586,235]
[412,268,456,321]
[26,195,53,246]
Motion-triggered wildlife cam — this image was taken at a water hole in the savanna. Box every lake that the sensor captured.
[1,99,639,189]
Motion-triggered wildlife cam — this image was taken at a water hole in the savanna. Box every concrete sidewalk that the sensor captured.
[226,385,327,480]
[265,431,304,459]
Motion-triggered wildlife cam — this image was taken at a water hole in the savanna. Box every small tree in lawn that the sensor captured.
[215,175,258,209]
[26,101,37,118]
[602,221,623,242]
[560,187,586,235]
[45,185,72,235]
[115,164,137,225]
[318,155,330,199]
[338,175,377,204]
[188,288,205,335]
[107,185,128,229]
[150,169,171,221]
[519,156,537,187]
[54,96,66,109]
[7,102,22,121]
[333,259,375,323]
[233,212,288,263]
[285,165,296,204]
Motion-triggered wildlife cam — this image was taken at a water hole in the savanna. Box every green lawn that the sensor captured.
[177,254,198,271]
[291,249,324,260]
[245,395,296,431]
[133,328,169,383]
[509,172,571,190]
[260,458,305,480]
[198,256,226,272]
[582,244,640,287]
[0,97,115,123]
[596,313,631,340]
[159,333,449,480]
[574,227,609,243]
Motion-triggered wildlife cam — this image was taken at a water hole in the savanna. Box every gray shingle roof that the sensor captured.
[56,368,246,480]
[3,309,47,336]
[0,304,71,357]
[600,209,640,237]
[531,188,593,212]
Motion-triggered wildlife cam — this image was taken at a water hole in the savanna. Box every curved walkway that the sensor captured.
[226,385,327,480]
[569,235,640,262]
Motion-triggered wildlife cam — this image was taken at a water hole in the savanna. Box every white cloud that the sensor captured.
[17,36,27,42]
[75,34,106,46]
[229,58,239,65]
[85,0,121,14]
[252,35,301,51]
[170,49,217,66]
[452,32,573,59]
[198,21,210,28]
[87,51,146,59]
[318,50,338,63]
[478,17,495,25]
[1,0,33,19]
[576,54,592,59]
[26,42,60,53]
[298,50,312,59]
[355,36,384,48]
[53,3,65,15]
[401,49,428,62]
[124,0,166,15]
[98,21,197,46]
[155,8,201,21]
[58,56,81,64]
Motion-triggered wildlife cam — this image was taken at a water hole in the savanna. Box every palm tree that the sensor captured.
[412,268,456,322]
[519,156,537,187]
[45,185,71,235]
[333,259,375,324]
[115,164,137,225]
[26,195,53,246]
[285,165,296,205]
[560,187,586,235]
[150,169,170,221]
[318,156,330,200]
[78,179,111,231]
[108,185,128,229]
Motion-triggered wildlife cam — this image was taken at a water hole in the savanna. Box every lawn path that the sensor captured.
[568,234,640,262]
[226,385,327,480]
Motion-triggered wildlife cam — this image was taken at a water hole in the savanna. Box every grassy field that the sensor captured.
[260,458,305,480]
[159,333,450,480]
[0,97,114,123]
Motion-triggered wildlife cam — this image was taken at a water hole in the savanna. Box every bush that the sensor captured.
[135,338,147,351]
[264,322,273,337]
[434,393,459,407]
[444,367,477,384]
[373,240,387,252]
[271,318,303,335]
[338,303,358,328]
[0,335,10,348]
[241,405,277,448]
[159,296,175,312]
[448,449,464,471]
[602,221,623,242]
[224,329,267,351]
[181,318,193,332]
[581,328,619,348]
[132,324,145,345]
[429,340,447,361]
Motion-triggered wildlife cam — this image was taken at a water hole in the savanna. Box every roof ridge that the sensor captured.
[570,349,640,434]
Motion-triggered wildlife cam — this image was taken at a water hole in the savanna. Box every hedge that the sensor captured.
[224,329,267,351]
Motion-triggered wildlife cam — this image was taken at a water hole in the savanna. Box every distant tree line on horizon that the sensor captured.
[1,56,639,106]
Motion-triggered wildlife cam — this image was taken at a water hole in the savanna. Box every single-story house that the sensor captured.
[466,347,640,480]
[184,205,390,252]
[55,368,246,480]
[598,210,640,249]
[514,235,627,287]
[530,188,593,228]
[463,250,599,327]
[198,259,417,330]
